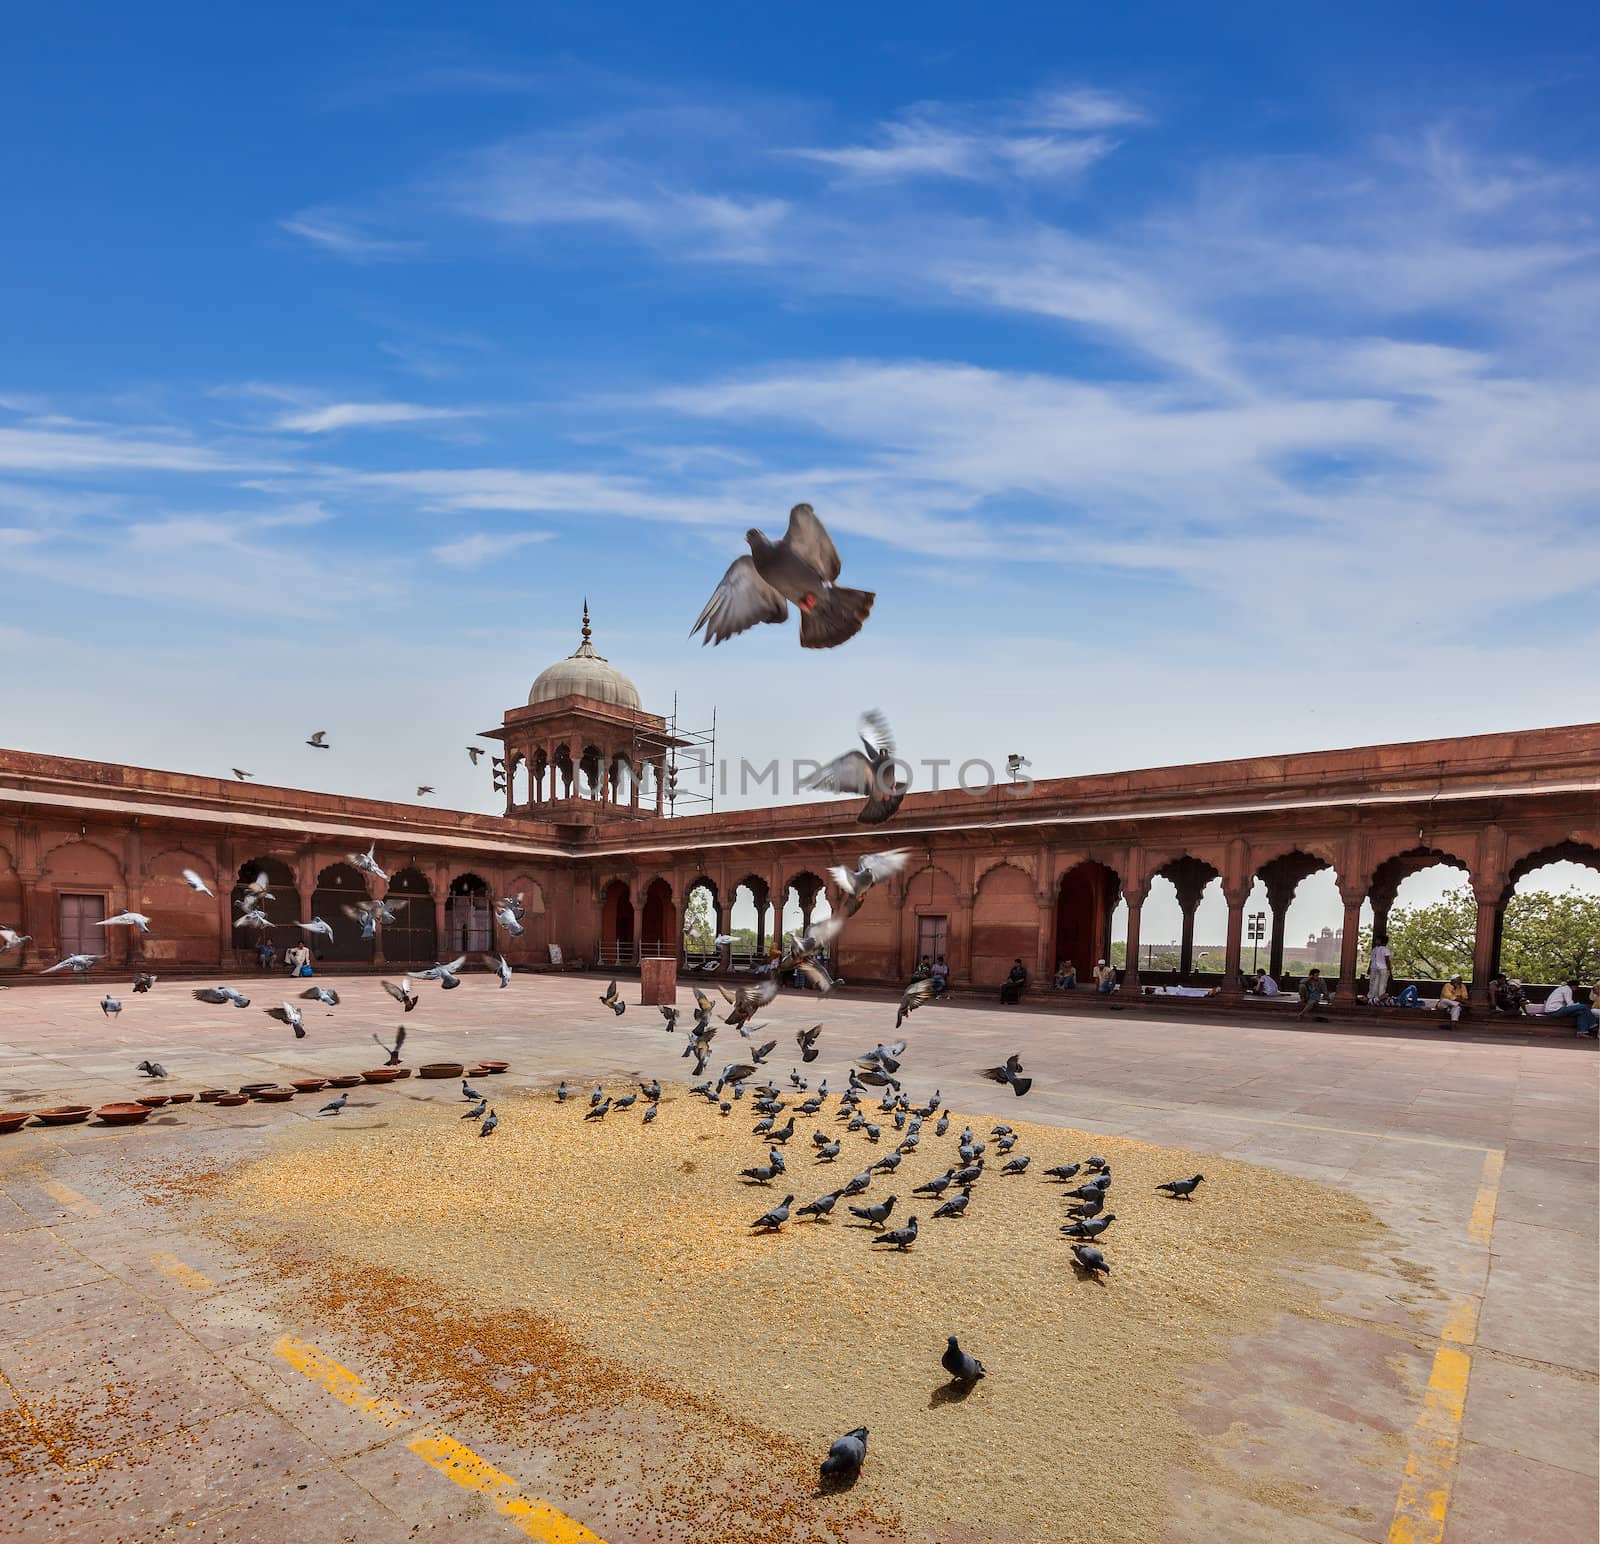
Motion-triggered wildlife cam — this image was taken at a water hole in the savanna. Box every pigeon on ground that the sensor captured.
[951,1160,985,1188]
[935,1113,949,1137]
[132,972,157,993]
[819,1427,868,1483]
[840,1169,872,1198]
[300,985,340,1006]
[1062,1214,1116,1241]
[871,1217,919,1250]
[995,1134,1017,1154]
[990,1123,1013,1136]
[871,1151,901,1174]
[1065,1179,1111,1203]
[848,1195,896,1229]
[1084,1155,1109,1172]
[815,1139,842,1163]
[1066,1193,1106,1221]
[462,1098,487,1120]
[479,1109,498,1138]
[803,711,907,825]
[463,1080,485,1101]
[1001,1155,1031,1175]
[136,1060,167,1079]
[642,1102,658,1124]
[97,911,153,934]
[1071,1244,1111,1279]
[192,985,250,1007]
[797,1190,841,1221]
[42,954,100,974]
[640,1078,661,1103]
[0,928,32,954]
[588,1083,605,1106]
[796,1024,822,1062]
[932,1192,969,1219]
[941,1336,986,1384]
[382,978,419,1013]
[585,1099,611,1121]
[556,1081,569,1102]
[347,843,389,882]
[692,503,874,650]
[371,1026,407,1066]
[751,1195,795,1232]
[741,1159,781,1185]
[180,869,213,896]
[100,995,122,1017]
[790,1069,808,1090]
[768,1116,796,1144]
[914,1170,956,1197]
[896,978,935,1031]
[1044,1162,1082,1182]
[319,1093,348,1115]
[265,1002,306,1038]
[306,730,330,750]
[415,957,466,988]
[495,955,513,989]
[613,1092,638,1111]
[977,1053,1032,1097]
[1157,1174,1205,1199]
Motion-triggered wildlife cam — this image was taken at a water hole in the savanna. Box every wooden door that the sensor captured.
[59,893,106,956]
[916,913,948,964]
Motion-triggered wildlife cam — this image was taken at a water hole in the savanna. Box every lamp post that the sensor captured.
[1248,911,1266,972]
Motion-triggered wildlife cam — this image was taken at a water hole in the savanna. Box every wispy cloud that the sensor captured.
[279,211,420,261]
[429,529,555,569]
[274,401,479,433]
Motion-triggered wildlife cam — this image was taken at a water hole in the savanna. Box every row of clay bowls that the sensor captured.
[0,1059,509,1131]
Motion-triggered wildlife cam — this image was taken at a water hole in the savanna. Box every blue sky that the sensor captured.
[2,2,1598,940]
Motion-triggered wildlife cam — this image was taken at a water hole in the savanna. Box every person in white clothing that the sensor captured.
[1367,941,1392,1003]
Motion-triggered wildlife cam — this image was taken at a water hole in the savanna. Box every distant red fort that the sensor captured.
[2,612,1596,1006]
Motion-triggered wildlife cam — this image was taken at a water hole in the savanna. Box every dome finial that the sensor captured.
[581,597,591,646]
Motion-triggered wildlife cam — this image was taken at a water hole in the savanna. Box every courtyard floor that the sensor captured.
[0,971,1593,1543]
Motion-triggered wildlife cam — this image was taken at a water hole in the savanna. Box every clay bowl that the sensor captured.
[135,1094,171,1108]
[362,1069,400,1084]
[214,1093,249,1107]
[290,1078,328,1094]
[390,1067,413,1079]
[251,1087,296,1103]
[32,1106,93,1126]
[477,1060,510,1074]
[239,1082,274,1095]
[95,1103,153,1126]
[167,1092,195,1104]
[420,1063,465,1080]
[326,1074,363,1089]
[0,1111,32,1134]
[197,1089,227,1102]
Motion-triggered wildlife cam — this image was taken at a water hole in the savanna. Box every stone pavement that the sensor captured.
[0,970,1594,1543]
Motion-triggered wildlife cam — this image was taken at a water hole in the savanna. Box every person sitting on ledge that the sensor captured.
[1251,969,1280,997]
[930,955,950,996]
[1437,973,1470,1024]
[910,955,932,983]
[1296,968,1332,1019]
[1094,958,1117,994]
[1000,958,1028,1004]
[1541,978,1599,1037]
[1053,960,1077,990]
[1492,976,1529,1016]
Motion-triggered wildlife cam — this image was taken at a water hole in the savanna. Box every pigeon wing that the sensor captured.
[857,710,895,760]
[805,749,876,797]
[783,504,842,581]
[692,555,789,646]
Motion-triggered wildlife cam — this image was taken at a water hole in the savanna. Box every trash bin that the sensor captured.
[640,956,677,1006]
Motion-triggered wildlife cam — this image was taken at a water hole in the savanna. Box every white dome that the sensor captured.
[528,606,640,710]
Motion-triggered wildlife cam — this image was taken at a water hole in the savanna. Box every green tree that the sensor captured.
[1384,886,1477,980]
[1500,889,1600,983]
[682,888,715,953]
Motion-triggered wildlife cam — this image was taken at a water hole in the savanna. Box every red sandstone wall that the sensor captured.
[970,863,1037,987]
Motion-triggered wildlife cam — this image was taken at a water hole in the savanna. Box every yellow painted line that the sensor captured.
[150,1251,213,1291]
[1385,1146,1504,1544]
[409,1432,606,1543]
[274,1337,606,1542]
[38,1177,101,1217]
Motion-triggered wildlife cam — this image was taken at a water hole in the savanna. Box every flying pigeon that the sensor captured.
[848,1195,896,1229]
[136,1059,167,1079]
[132,972,157,993]
[347,843,389,883]
[871,1216,919,1251]
[42,954,100,974]
[300,985,340,1006]
[751,1194,795,1231]
[479,1109,498,1138]
[416,785,434,797]
[382,978,419,1013]
[931,1192,969,1219]
[941,1335,986,1384]
[1071,1243,1111,1279]
[232,768,253,780]
[495,955,513,989]
[415,956,467,988]
[294,917,335,942]
[599,979,620,1006]
[180,869,213,896]
[796,1024,822,1063]
[692,503,874,650]
[819,1427,867,1484]
[660,1005,680,1031]
[829,848,908,905]
[896,977,935,1031]
[1062,1214,1116,1241]
[319,1093,348,1115]
[371,1026,406,1066]
[99,994,122,1017]
[306,730,330,750]
[266,1002,306,1038]
[466,746,484,765]
[803,711,906,825]
[977,1053,1032,1097]
[192,985,250,1007]
[0,928,31,954]
[494,903,524,937]
[99,910,155,935]
[1157,1174,1205,1199]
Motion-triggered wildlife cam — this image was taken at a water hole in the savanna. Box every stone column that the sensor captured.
[1221,886,1248,996]
[1121,887,1146,993]
[654,758,665,815]
[1337,891,1364,1000]
[1266,878,1295,981]
[1034,889,1054,981]
[717,902,732,971]
[1471,880,1503,1008]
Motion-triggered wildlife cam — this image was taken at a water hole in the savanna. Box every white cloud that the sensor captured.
[279,211,419,261]
[429,529,555,569]
[0,424,266,475]
[1026,86,1149,131]
[274,401,479,433]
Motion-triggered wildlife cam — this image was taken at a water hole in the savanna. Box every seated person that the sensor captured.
[1296,968,1332,1018]
[1436,973,1470,1023]
[1252,969,1280,997]
[1493,976,1529,1015]
[910,955,932,983]
[1394,982,1421,1007]
[1541,979,1599,1037]
[1094,958,1118,994]
[1053,960,1077,990]
[929,955,950,996]
[999,958,1028,1004]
